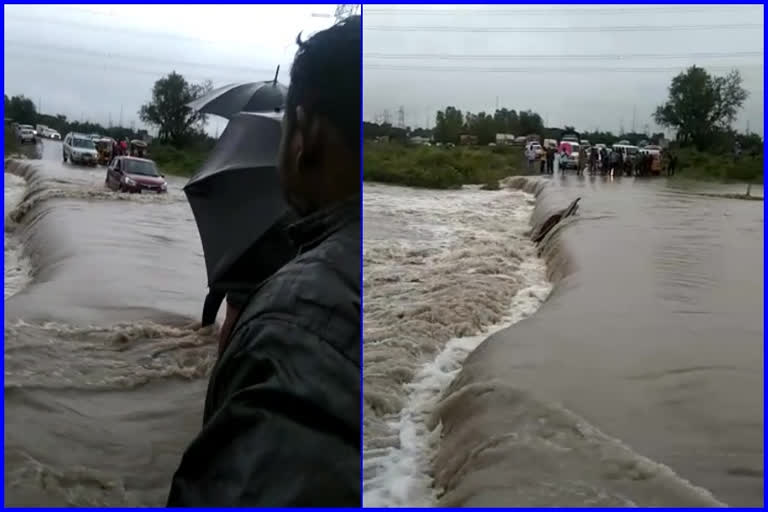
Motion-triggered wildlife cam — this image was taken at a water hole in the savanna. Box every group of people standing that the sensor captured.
[530,143,680,178]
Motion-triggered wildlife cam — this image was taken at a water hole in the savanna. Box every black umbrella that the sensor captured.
[187,80,288,120]
[184,111,293,289]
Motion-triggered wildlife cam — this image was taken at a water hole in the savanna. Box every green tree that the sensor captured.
[139,71,212,146]
[654,66,748,149]
[434,106,463,143]
[518,110,544,135]
[5,95,38,124]
[465,111,496,145]
[492,108,519,135]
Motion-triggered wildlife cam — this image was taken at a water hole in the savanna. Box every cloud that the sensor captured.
[363,5,764,136]
[4,4,338,133]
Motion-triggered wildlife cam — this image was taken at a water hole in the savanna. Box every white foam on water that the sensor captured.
[363,182,552,507]
[364,257,551,507]
[5,172,33,298]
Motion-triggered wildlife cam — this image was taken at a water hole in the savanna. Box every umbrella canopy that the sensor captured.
[184,111,293,287]
[186,81,288,119]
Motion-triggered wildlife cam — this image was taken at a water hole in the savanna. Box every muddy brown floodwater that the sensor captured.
[364,173,763,507]
[5,140,217,506]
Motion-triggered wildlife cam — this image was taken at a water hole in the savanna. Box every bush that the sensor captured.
[149,143,210,177]
[363,142,528,189]
[675,148,763,184]
[4,126,20,156]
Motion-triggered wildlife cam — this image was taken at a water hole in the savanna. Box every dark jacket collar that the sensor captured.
[287,196,360,254]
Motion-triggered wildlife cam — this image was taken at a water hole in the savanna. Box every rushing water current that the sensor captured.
[5,141,217,506]
[4,140,763,507]
[363,173,763,507]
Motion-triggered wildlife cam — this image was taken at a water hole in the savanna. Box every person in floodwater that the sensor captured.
[546,145,555,174]
[667,150,678,176]
[167,16,361,507]
[589,146,598,174]
[599,147,609,176]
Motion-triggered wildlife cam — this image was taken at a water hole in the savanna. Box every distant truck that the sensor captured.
[495,133,516,145]
[36,124,48,136]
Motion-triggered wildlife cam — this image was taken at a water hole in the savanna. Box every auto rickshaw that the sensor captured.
[130,139,148,158]
[646,146,662,176]
[96,138,114,166]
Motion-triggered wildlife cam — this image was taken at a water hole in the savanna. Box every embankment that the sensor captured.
[430,176,729,507]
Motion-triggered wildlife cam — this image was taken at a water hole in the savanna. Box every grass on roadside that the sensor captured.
[674,148,763,184]
[149,144,211,177]
[363,142,528,189]
[4,126,20,157]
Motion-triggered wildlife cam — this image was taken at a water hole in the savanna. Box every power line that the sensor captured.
[364,50,764,62]
[3,52,243,84]
[366,6,749,17]
[365,23,762,33]
[364,63,765,74]
[365,6,745,16]
[4,40,276,75]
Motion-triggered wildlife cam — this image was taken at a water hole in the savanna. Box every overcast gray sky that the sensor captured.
[364,4,764,136]
[4,4,338,135]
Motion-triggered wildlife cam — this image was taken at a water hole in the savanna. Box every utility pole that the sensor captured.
[632,105,637,133]
[397,106,405,129]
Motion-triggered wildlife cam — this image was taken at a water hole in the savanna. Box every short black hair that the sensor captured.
[286,15,361,157]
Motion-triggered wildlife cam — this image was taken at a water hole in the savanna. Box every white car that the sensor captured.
[18,127,36,144]
[63,132,98,166]
[47,130,61,140]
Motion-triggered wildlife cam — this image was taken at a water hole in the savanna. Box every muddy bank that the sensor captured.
[432,175,762,507]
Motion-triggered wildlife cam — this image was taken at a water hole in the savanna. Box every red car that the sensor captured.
[105,156,168,194]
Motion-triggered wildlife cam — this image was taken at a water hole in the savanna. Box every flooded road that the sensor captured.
[364,173,763,507]
[5,141,215,506]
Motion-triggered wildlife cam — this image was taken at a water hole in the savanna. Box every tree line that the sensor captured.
[5,70,216,150]
[365,66,762,156]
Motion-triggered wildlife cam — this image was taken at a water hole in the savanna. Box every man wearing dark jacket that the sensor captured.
[167,16,361,507]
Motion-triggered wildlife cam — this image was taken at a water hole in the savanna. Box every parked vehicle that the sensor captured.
[47,129,61,140]
[561,134,579,143]
[612,143,640,158]
[95,138,115,165]
[129,139,148,157]
[526,141,544,159]
[543,138,558,150]
[63,132,98,166]
[105,156,167,194]
[18,127,36,144]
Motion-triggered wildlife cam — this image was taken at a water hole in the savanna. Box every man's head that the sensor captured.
[278,15,361,216]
